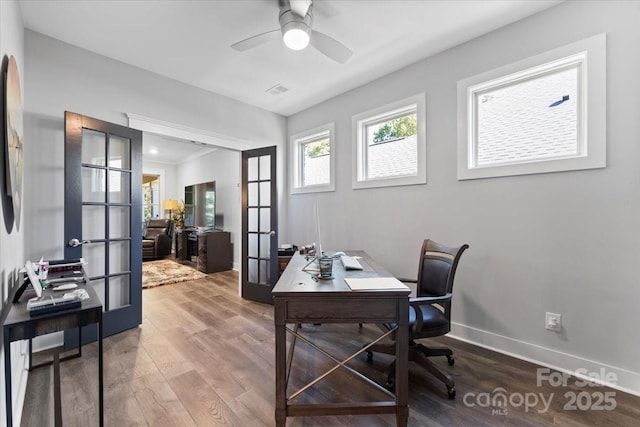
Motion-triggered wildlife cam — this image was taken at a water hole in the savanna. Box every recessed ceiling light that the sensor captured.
[149,148,158,155]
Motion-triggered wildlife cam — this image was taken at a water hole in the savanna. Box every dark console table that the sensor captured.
[176,229,232,273]
[3,284,103,427]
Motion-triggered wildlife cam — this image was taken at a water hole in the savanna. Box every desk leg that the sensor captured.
[274,300,287,427]
[98,311,104,427]
[53,351,62,426]
[4,330,12,427]
[395,298,409,427]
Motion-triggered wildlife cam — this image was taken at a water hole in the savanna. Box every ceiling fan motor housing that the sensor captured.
[279,6,313,50]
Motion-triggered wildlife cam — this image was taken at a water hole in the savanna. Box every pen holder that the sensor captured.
[319,256,333,279]
[37,261,49,281]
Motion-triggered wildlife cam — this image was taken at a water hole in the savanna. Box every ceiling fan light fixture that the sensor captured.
[283,25,310,50]
[279,7,312,51]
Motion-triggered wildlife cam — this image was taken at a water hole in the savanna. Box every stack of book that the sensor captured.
[27,293,81,316]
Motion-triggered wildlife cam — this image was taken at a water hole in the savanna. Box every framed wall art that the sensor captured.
[5,54,23,230]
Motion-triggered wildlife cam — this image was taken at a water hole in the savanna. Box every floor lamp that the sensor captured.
[163,199,179,220]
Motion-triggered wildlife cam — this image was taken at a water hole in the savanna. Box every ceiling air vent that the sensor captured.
[266,84,289,96]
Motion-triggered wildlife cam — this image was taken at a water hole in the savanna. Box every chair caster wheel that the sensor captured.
[447,386,456,399]
[447,355,455,366]
[366,351,373,362]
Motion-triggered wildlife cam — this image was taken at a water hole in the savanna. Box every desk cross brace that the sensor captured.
[285,324,397,401]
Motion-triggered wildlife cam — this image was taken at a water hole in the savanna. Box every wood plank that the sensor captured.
[168,370,245,427]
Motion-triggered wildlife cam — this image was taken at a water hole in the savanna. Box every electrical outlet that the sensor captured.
[545,312,562,332]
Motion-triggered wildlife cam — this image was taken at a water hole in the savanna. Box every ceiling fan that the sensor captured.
[231,0,353,64]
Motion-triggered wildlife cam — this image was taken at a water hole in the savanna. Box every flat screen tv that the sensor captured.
[184,181,218,229]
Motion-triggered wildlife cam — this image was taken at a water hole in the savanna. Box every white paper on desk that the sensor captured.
[344,277,410,291]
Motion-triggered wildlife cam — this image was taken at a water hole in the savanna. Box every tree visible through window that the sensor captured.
[302,136,330,186]
[291,123,335,194]
[364,111,418,179]
[352,93,426,189]
[372,115,417,143]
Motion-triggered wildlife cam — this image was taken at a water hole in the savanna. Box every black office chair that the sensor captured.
[366,239,468,398]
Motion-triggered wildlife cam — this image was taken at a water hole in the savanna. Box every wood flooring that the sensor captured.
[21,270,640,426]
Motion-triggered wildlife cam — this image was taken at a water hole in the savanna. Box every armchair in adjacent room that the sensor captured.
[366,238,469,398]
[142,218,174,260]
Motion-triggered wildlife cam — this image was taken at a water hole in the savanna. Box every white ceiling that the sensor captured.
[142,132,217,165]
[20,0,561,164]
[20,0,562,118]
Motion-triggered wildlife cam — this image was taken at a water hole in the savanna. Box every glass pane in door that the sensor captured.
[248,183,258,206]
[108,170,131,203]
[109,275,130,309]
[259,182,270,206]
[259,155,271,180]
[82,168,106,202]
[109,206,130,239]
[109,135,131,169]
[83,205,105,240]
[248,157,258,181]
[81,129,106,165]
[248,208,258,232]
[109,241,130,274]
[84,243,106,278]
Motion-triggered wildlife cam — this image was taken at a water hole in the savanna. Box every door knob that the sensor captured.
[68,238,91,247]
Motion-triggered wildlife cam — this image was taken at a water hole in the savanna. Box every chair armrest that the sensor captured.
[398,278,417,283]
[410,293,452,305]
[409,293,452,333]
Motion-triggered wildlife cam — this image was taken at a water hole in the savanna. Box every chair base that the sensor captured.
[367,340,456,399]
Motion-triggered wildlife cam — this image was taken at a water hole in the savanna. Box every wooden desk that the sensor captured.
[272,252,410,426]
[3,285,103,427]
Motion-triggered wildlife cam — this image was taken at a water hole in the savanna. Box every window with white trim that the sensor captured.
[457,33,606,180]
[352,94,426,189]
[290,123,335,194]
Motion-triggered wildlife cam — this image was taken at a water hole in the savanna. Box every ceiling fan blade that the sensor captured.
[231,29,281,51]
[310,30,353,64]
[290,0,312,17]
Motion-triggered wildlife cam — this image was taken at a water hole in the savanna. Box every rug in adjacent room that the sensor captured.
[142,259,207,289]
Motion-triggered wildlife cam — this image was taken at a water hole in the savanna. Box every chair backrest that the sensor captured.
[144,218,173,239]
[416,239,469,318]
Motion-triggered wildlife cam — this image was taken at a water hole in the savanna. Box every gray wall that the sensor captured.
[0,1,28,423]
[287,1,640,393]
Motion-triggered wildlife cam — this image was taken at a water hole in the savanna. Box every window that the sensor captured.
[352,94,426,189]
[290,123,335,194]
[457,33,606,180]
[142,175,159,220]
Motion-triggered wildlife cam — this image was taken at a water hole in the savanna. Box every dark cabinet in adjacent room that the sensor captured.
[197,231,232,273]
[176,229,232,273]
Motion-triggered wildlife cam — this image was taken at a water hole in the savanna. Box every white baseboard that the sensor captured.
[450,322,640,396]
[10,340,30,426]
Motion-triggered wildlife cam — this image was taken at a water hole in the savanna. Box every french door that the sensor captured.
[242,146,278,304]
[64,112,142,344]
